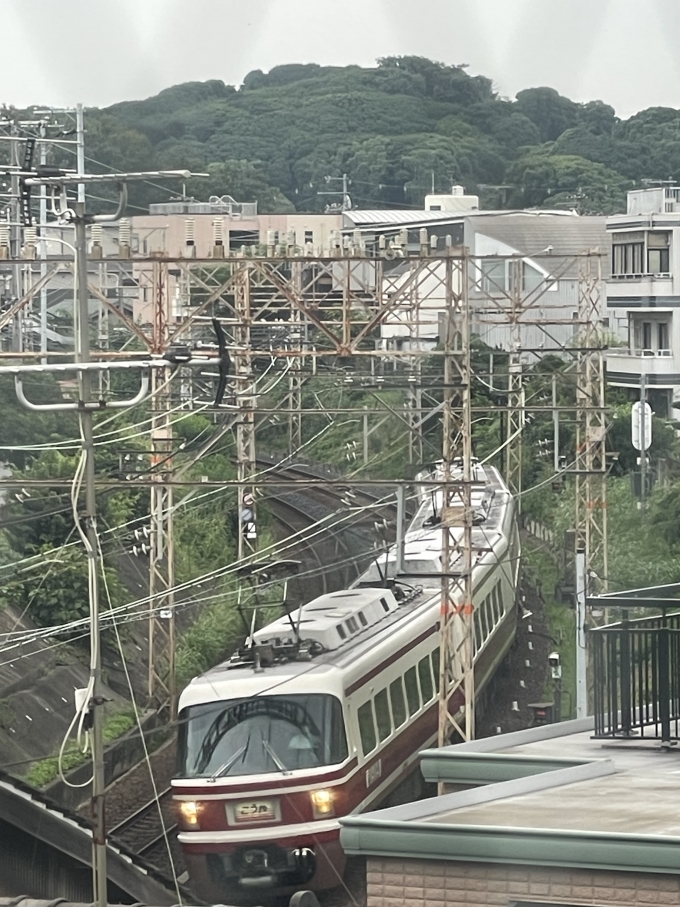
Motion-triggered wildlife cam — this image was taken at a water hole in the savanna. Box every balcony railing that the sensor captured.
[610,272,671,280]
[608,348,672,358]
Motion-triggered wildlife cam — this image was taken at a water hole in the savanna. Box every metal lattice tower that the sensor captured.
[148,256,176,713]
[438,254,476,746]
[234,264,257,560]
[505,259,524,497]
[575,253,608,586]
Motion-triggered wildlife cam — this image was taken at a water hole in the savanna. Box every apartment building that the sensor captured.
[605,186,680,415]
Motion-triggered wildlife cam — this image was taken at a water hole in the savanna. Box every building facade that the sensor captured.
[605,186,680,415]
[340,718,680,907]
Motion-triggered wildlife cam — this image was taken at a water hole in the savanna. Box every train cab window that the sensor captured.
[358,701,377,755]
[404,666,420,715]
[418,656,434,702]
[178,694,349,778]
[374,689,391,741]
[390,679,407,728]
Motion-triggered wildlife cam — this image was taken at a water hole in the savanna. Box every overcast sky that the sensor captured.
[5,0,680,118]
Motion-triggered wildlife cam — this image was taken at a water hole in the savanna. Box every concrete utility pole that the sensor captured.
[73,200,108,907]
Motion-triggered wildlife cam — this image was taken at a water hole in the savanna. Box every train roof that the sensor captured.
[178,463,515,713]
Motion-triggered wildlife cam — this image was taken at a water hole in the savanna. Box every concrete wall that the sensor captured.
[367,857,680,906]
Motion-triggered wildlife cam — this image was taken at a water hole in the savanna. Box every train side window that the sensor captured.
[358,611,368,627]
[431,648,440,685]
[484,598,493,634]
[496,582,504,618]
[418,656,434,702]
[404,666,420,715]
[358,701,377,755]
[375,688,391,741]
[473,607,482,652]
[390,679,407,728]
[480,600,489,639]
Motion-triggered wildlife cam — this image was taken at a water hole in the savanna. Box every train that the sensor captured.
[172,461,520,902]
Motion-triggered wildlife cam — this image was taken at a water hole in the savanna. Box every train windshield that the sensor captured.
[177,694,348,778]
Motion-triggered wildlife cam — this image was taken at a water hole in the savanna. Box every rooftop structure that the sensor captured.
[341,718,680,907]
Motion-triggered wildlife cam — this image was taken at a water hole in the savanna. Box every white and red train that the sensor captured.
[172,462,519,902]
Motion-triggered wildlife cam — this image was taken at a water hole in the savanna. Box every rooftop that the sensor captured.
[340,718,680,875]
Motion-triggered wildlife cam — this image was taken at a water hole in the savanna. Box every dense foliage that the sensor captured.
[51,57,680,216]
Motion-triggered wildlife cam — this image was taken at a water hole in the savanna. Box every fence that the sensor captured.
[592,610,680,743]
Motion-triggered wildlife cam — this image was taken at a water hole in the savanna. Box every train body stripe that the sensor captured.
[178,818,340,845]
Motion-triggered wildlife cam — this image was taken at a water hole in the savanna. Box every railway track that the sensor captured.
[108,786,176,857]
[261,458,402,593]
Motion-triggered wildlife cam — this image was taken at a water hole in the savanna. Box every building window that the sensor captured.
[642,322,652,350]
[658,322,669,350]
[612,231,670,275]
[647,232,670,273]
[612,232,644,275]
[304,230,313,245]
[481,259,508,294]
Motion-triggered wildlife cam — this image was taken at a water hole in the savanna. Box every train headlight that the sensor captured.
[310,788,335,819]
[179,800,202,827]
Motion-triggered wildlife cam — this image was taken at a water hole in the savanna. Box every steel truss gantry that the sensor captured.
[575,253,608,587]
[0,247,608,735]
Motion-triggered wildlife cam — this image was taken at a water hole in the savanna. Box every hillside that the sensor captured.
[76,57,680,216]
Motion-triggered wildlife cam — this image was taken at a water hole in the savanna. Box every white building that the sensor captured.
[606,186,680,415]
[343,197,609,355]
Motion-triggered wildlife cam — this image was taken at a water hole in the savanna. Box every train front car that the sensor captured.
[172,461,519,903]
[174,657,352,902]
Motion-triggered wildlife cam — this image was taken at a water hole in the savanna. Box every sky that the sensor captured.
[4,0,680,118]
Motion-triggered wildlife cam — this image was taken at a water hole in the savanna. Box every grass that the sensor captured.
[24,707,136,789]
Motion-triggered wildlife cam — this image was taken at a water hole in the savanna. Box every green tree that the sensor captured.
[515,87,580,142]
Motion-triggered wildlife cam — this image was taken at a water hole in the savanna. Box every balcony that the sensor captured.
[606,348,680,387]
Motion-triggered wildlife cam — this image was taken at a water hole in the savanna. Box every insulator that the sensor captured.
[212,218,224,245]
[24,227,38,246]
[353,229,361,246]
[266,229,276,247]
[287,230,296,247]
[419,228,428,246]
[185,218,195,245]
[91,224,102,245]
[118,219,131,246]
[0,225,9,249]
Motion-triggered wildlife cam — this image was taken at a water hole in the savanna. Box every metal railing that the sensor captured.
[592,610,680,742]
[607,348,673,358]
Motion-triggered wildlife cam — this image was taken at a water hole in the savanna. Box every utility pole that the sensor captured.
[640,373,647,512]
[234,264,257,560]
[574,252,608,588]
[438,253,475,751]
[148,255,176,714]
[505,258,524,498]
[73,200,108,907]
[317,173,352,212]
[575,544,587,718]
